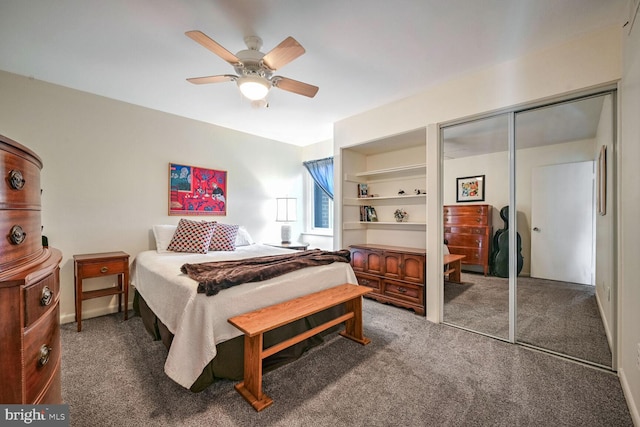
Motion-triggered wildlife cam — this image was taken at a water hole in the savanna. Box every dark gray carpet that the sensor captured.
[444,273,612,367]
[61,300,632,426]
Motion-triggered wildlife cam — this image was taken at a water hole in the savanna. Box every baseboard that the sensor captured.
[60,301,134,325]
[619,367,640,426]
[594,290,614,351]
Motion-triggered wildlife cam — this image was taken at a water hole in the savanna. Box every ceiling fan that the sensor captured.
[185,30,319,104]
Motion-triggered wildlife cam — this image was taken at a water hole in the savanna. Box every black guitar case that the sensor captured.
[490,206,523,277]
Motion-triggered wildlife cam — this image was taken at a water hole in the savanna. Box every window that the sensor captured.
[311,181,333,230]
[303,157,334,234]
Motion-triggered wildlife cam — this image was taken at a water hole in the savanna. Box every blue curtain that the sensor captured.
[303,157,333,200]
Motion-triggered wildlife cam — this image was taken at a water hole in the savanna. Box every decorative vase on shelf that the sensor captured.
[394,209,408,222]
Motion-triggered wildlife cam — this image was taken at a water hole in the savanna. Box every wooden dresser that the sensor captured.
[349,244,425,315]
[0,134,63,404]
[443,204,492,275]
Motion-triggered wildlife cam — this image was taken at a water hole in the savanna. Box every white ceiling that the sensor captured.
[0,0,628,146]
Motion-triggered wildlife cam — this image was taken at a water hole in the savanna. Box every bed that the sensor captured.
[131,229,357,392]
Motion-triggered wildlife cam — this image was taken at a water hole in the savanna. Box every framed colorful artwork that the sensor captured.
[456,175,485,202]
[169,163,227,215]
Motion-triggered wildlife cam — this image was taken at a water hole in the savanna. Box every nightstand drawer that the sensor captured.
[77,257,128,278]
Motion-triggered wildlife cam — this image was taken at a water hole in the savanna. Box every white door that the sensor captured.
[530,161,594,285]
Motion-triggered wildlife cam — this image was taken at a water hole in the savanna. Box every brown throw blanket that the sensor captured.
[181,249,351,296]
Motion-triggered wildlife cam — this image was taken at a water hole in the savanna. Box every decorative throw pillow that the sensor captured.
[235,226,254,246]
[167,219,215,254]
[153,224,178,253]
[209,223,240,251]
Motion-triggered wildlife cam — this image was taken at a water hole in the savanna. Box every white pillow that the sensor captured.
[235,226,254,246]
[153,224,177,253]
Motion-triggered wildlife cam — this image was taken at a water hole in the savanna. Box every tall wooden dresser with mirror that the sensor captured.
[0,134,63,404]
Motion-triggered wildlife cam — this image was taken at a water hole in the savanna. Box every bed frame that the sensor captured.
[133,290,345,392]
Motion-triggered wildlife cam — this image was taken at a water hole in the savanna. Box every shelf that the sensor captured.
[345,163,426,182]
[344,194,425,205]
[344,221,426,230]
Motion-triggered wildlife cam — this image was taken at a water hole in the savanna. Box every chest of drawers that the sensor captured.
[0,134,63,404]
[444,204,492,275]
[349,244,425,315]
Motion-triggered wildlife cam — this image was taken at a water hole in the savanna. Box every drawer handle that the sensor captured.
[398,287,407,294]
[9,225,26,245]
[361,279,369,285]
[476,218,481,223]
[40,286,53,306]
[8,170,26,190]
[38,344,52,367]
[100,266,109,273]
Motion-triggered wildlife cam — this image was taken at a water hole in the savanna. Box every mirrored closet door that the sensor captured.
[442,114,510,341]
[515,92,615,368]
[441,90,615,369]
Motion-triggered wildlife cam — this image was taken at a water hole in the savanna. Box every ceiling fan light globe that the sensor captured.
[237,76,270,100]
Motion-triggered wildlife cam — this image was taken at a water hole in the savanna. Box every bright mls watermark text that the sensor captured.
[1,405,69,426]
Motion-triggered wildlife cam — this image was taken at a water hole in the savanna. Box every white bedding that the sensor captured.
[130,244,357,389]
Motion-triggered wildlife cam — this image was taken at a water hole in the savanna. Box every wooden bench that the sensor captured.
[227,283,372,411]
[444,254,466,283]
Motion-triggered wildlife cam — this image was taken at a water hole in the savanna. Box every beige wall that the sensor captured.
[619,3,640,422]
[334,24,622,323]
[0,70,305,324]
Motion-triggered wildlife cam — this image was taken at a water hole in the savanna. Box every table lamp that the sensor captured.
[276,197,297,243]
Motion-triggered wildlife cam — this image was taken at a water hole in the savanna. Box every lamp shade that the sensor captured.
[276,197,297,222]
[237,75,270,100]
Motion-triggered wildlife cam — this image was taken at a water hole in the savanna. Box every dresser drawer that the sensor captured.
[444,215,489,226]
[0,210,42,269]
[354,273,382,292]
[445,233,488,248]
[77,257,128,278]
[444,226,487,235]
[0,149,42,210]
[23,303,60,403]
[443,205,489,216]
[24,271,59,328]
[382,279,423,305]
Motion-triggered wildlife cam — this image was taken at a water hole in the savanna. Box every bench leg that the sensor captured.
[449,259,462,283]
[339,296,371,345]
[235,333,273,411]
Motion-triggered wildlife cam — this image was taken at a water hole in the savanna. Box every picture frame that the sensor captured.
[358,183,369,198]
[169,163,227,216]
[456,175,485,203]
[366,206,378,222]
[598,145,607,216]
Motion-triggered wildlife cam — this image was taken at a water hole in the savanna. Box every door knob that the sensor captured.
[533,227,540,232]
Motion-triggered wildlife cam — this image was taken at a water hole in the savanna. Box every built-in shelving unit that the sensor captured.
[340,128,427,250]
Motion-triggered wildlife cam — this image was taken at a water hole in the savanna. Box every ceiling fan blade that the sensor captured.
[185,30,240,64]
[186,75,237,85]
[273,76,319,98]
[262,37,305,70]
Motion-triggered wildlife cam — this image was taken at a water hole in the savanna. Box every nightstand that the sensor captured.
[265,242,310,251]
[74,251,130,332]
